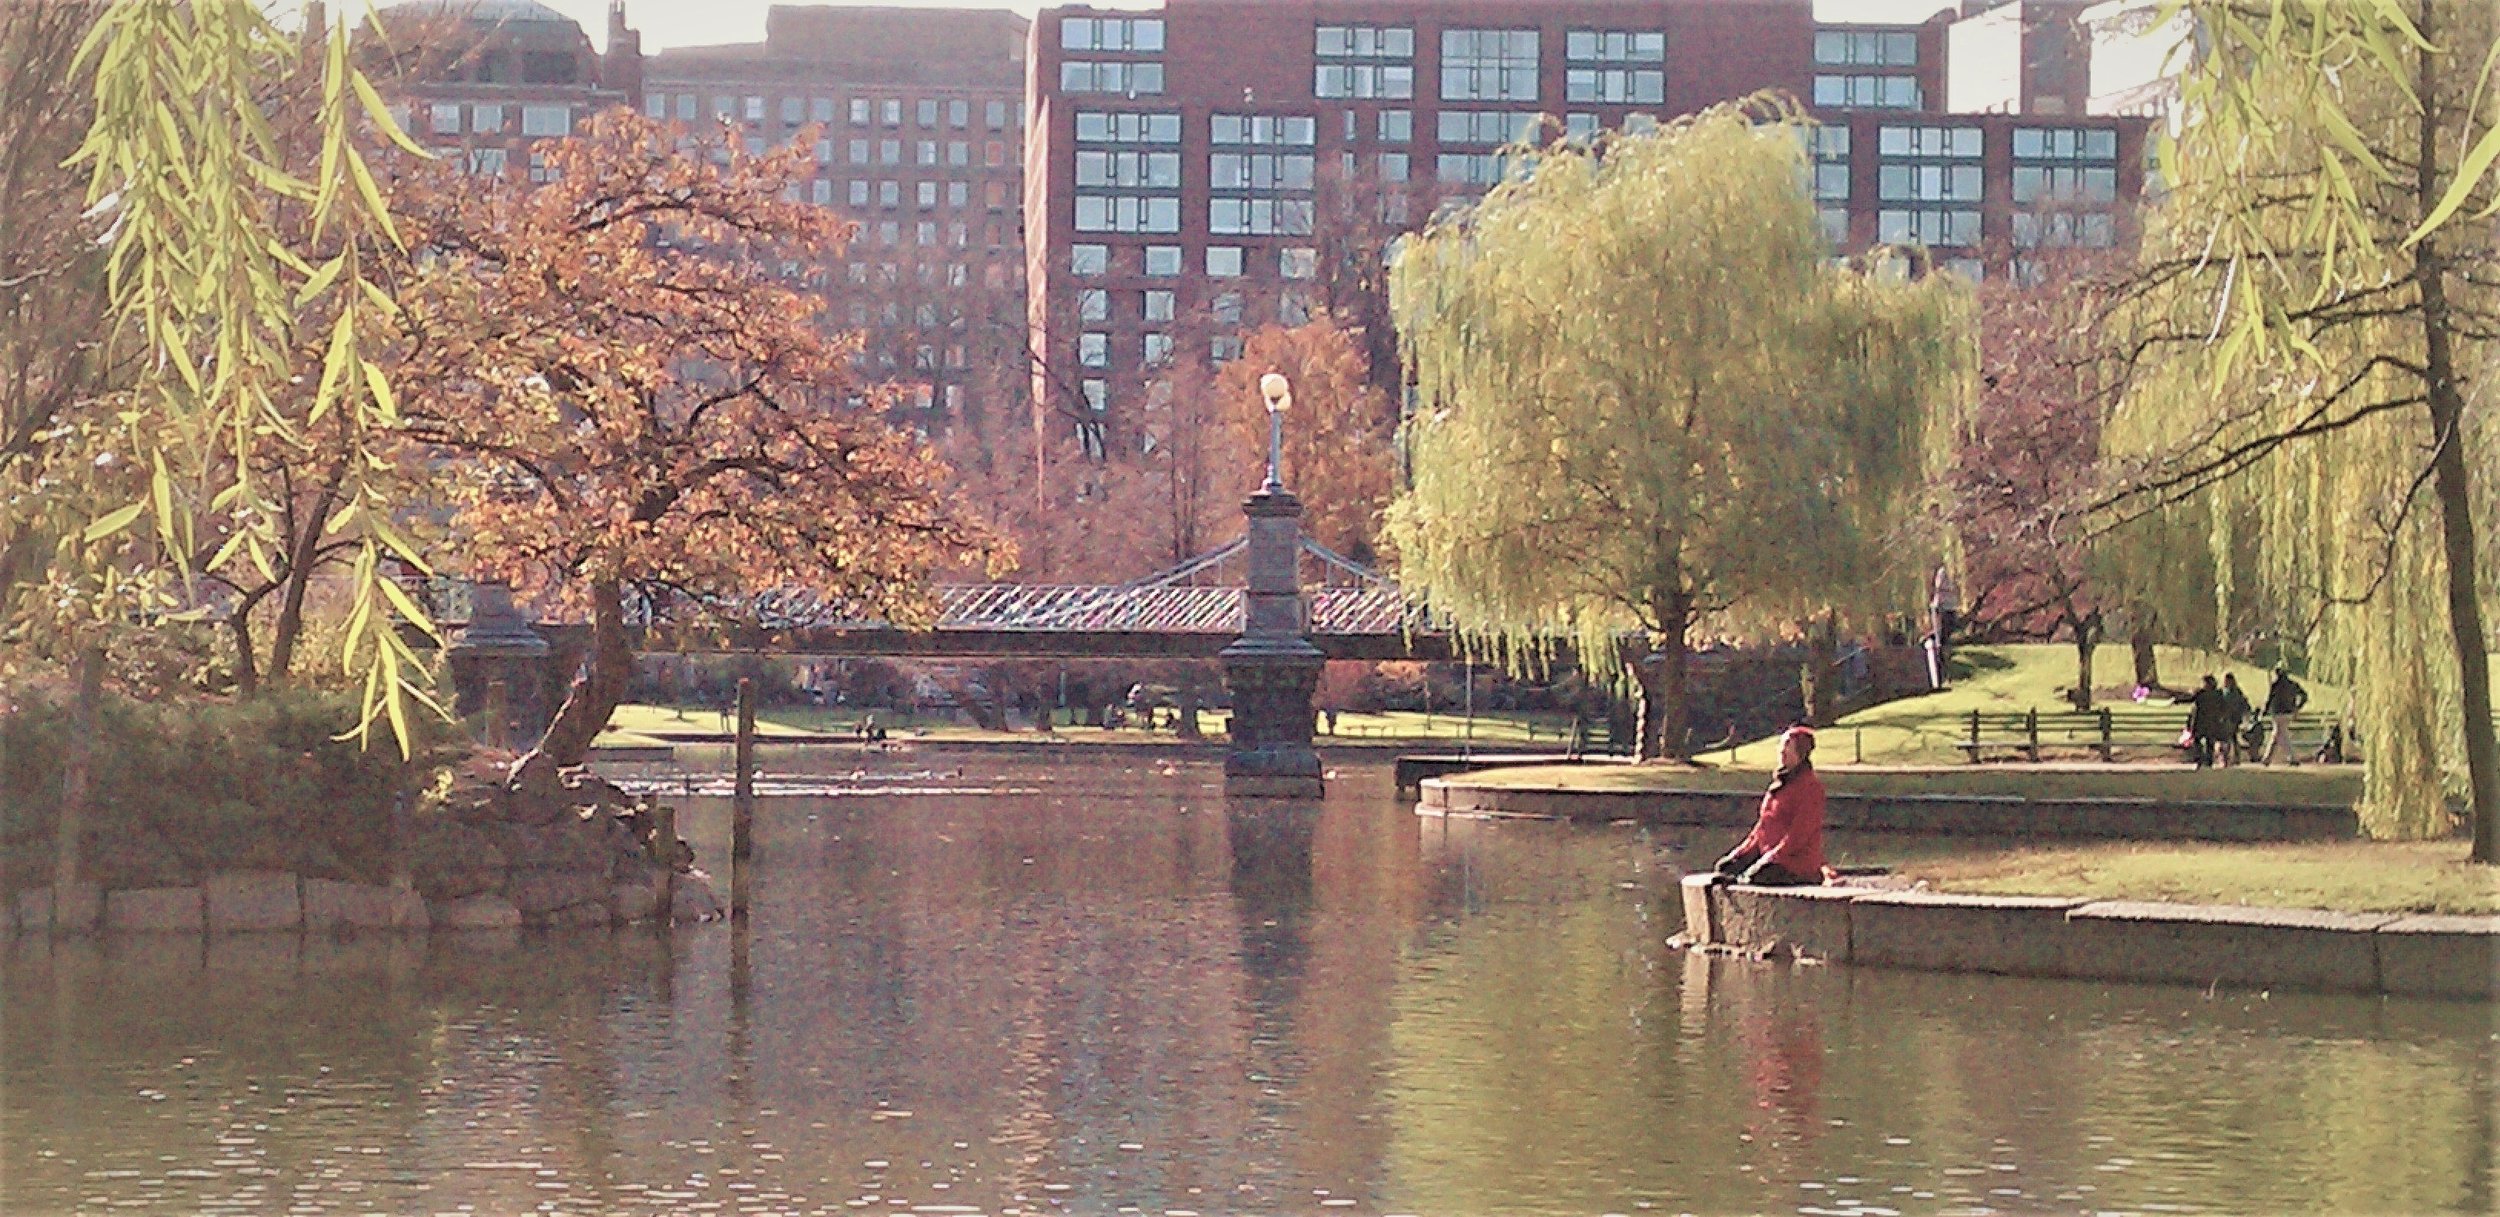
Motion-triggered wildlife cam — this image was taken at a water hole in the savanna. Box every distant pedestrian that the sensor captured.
[1930,565,1961,678]
[2182,675,2229,768]
[2219,674,2253,765]
[2261,667,2308,766]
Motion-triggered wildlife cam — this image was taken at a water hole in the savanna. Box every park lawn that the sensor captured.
[1692,643,2351,768]
[1457,760,2365,806]
[1893,839,2499,916]
[588,728,673,750]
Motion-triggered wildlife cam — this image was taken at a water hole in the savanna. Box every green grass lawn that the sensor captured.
[1892,839,2498,915]
[588,727,673,750]
[1692,643,2349,768]
[1458,759,2364,806]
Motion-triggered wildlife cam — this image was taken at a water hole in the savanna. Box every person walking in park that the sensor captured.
[1711,725,1827,886]
[2182,675,2229,768]
[1929,564,1960,680]
[2220,673,2254,765]
[2262,667,2309,765]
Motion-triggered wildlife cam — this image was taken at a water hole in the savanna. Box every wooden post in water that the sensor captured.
[732,677,756,919]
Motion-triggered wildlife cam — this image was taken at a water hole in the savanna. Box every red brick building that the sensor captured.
[375,0,641,179]
[642,7,1032,434]
[1021,0,2146,437]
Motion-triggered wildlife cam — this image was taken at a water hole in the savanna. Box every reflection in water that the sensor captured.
[4,755,2493,1215]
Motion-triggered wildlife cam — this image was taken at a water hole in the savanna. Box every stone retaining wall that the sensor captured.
[5,868,720,941]
[1679,874,2496,1000]
[1422,780,2358,841]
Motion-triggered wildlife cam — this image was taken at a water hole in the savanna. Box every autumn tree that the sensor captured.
[389,112,1005,773]
[1387,104,1969,761]
[2101,1,2498,850]
[1948,254,2116,707]
[1211,315,1398,565]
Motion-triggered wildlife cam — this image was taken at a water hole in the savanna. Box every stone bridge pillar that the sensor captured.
[1221,488,1325,798]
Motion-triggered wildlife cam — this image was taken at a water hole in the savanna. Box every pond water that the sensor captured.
[4,752,2493,1216]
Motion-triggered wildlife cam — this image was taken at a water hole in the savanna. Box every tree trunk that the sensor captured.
[264,474,341,686]
[1800,612,1840,725]
[2130,613,2160,692]
[527,577,631,771]
[54,644,100,901]
[229,610,259,698]
[2409,19,2500,863]
[2073,630,2098,711]
[1625,612,1692,761]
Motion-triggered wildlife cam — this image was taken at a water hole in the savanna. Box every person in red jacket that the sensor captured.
[1711,725,1828,886]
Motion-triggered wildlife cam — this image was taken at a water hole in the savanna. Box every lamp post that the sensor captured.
[1220,369,1325,798]
[1259,371,1291,494]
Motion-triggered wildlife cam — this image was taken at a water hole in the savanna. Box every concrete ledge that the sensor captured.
[1682,881,2488,1000]
[1850,890,2086,976]
[302,880,429,932]
[2376,915,2500,1001]
[205,871,301,933]
[105,887,204,934]
[2063,901,2395,994]
[429,894,522,930]
[1422,780,2358,841]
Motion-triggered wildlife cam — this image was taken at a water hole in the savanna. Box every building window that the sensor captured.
[814,97,837,123]
[1210,197,1315,235]
[848,139,869,164]
[811,179,832,204]
[1076,111,1183,143]
[1815,29,1919,66]
[1379,110,1412,143]
[1062,61,1166,95]
[1810,126,1851,202]
[2013,212,2117,249]
[916,99,939,127]
[1436,152,1518,185]
[948,181,969,207]
[879,139,902,164]
[1878,207,1981,247]
[1144,332,1174,366]
[1209,152,1314,190]
[1378,152,1410,182]
[1062,16,1165,51]
[2012,127,2122,204]
[849,181,870,207]
[879,180,900,206]
[1074,195,1181,233]
[743,96,765,121]
[918,181,939,208]
[1279,247,1316,279]
[781,96,804,125]
[1438,110,1540,145]
[1211,335,1244,362]
[1441,29,1539,101]
[949,141,969,166]
[471,103,504,132]
[1144,289,1176,321]
[1565,30,1666,104]
[520,104,569,136]
[430,103,463,135]
[949,99,970,128]
[1144,245,1183,276]
[1207,246,1244,277]
[1078,288,1109,321]
[1080,332,1110,368]
[1072,244,1110,275]
[1315,24,1416,99]
[851,98,872,125]
[1879,125,1982,157]
[465,147,506,175]
[1814,74,1922,110]
[1212,292,1243,325]
[1076,149,1184,187]
[1082,379,1108,411]
[986,100,1009,129]
[1211,114,1317,146]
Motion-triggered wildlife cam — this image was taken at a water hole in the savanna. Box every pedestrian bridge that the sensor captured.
[539,537,1461,661]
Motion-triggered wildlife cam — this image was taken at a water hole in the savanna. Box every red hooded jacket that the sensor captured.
[1734,765,1827,879]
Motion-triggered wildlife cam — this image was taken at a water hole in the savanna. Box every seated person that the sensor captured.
[1712,725,1827,887]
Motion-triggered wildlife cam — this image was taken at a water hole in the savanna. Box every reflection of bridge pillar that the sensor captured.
[446,581,557,746]
[1221,489,1325,798]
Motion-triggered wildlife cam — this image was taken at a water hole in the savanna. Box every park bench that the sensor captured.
[1950,704,2340,759]
[1956,706,2346,763]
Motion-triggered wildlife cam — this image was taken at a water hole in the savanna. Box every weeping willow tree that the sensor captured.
[1385,101,1972,761]
[2100,1,2499,853]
